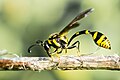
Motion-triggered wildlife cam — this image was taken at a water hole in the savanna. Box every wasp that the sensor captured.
[28,8,111,58]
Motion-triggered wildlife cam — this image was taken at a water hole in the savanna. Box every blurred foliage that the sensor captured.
[0,0,120,80]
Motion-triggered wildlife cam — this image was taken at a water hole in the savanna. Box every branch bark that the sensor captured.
[0,55,120,71]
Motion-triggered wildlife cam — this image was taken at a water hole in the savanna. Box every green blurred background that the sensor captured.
[0,0,120,80]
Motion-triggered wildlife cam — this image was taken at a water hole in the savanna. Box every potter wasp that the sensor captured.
[28,8,111,58]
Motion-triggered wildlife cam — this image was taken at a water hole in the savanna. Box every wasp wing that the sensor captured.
[59,8,94,36]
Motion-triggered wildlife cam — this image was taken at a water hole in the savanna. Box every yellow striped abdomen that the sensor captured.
[90,31,111,49]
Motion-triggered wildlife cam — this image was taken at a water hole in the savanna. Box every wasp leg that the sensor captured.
[65,48,67,54]
[45,48,57,61]
[56,48,63,61]
[57,48,63,54]
[54,48,63,63]
[55,53,60,61]
[67,41,80,56]
[45,50,53,61]
[48,48,62,61]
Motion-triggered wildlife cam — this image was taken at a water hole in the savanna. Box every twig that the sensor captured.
[0,55,120,71]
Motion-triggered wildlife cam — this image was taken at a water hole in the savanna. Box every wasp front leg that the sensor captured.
[45,49,55,61]
[67,41,80,56]
[45,47,63,61]
[52,48,62,59]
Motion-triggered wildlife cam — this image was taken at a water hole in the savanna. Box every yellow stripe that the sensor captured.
[85,30,89,34]
[97,35,105,46]
[93,32,98,40]
[60,36,68,43]
[48,40,52,44]
[101,40,107,48]
[53,39,61,47]
[101,40,106,46]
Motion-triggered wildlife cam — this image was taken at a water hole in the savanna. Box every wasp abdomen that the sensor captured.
[90,31,111,49]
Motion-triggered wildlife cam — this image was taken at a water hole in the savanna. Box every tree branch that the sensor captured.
[0,55,120,71]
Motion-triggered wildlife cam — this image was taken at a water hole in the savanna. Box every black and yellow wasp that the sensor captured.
[28,8,111,58]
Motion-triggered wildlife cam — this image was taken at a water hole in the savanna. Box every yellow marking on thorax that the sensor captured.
[53,39,61,47]
[60,36,68,43]
[48,40,52,44]
[93,32,98,40]
[85,30,89,34]
[97,35,105,46]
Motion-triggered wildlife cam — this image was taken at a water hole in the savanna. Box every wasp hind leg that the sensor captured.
[67,41,80,56]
